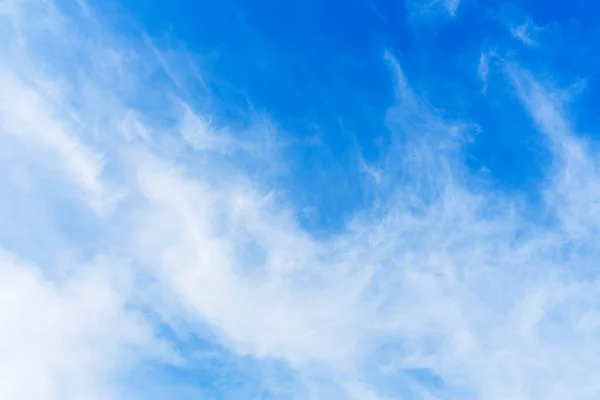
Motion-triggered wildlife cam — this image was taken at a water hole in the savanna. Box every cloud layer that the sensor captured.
[1,1,600,399]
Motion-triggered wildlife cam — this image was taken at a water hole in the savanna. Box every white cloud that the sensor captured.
[507,65,600,239]
[443,0,460,16]
[509,19,543,46]
[0,66,121,213]
[0,250,175,400]
[406,0,461,21]
[2,1,600,400]
[478,51,490,93]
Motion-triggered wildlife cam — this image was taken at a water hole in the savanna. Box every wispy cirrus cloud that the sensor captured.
[406,0,461,19]
[1,1,600,400]
[509,18,543,46]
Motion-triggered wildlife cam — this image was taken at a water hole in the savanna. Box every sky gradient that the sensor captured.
[2,0,600,399]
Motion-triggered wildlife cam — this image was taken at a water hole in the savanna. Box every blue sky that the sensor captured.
[2,0,600,399]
